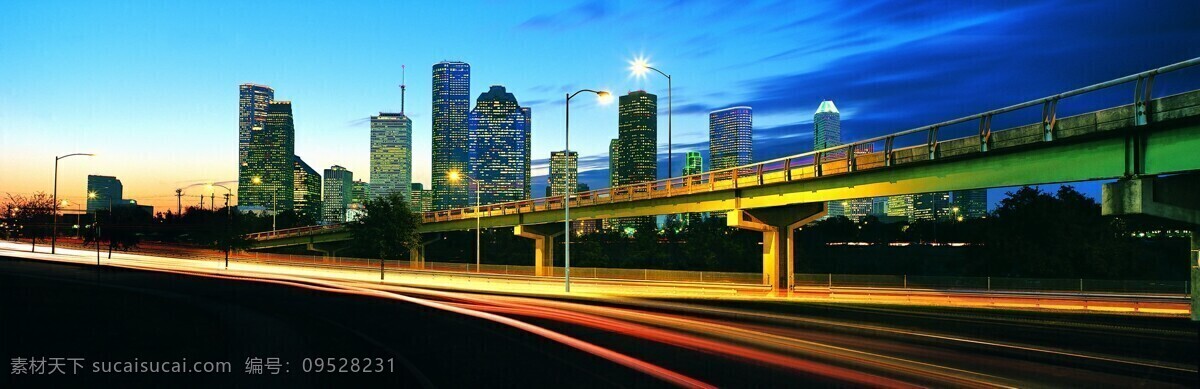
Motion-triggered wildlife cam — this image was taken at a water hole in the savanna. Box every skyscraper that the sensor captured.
[351,179,370,206]
[682,151,703,176]
[86,175,122,212]
[608,138,621,187]
[370,112,411,201]
[548,151,578,197]
[681,151,705,225]
[615,91,658,185]
[431,61,471,210]
[708,106,753,171]
[322,166,353,224]
[887,194,914,220]
[241,100,296,212]
[814,100,843,218]
[912,192,951,221]
[410,183,433,212]
[467,85,532,205]
[292,156,322,222]
[952,189,988,219]
[610,91,658,231]
[238,84,274,206]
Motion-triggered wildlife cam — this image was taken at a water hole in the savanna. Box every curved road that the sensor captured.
[1,253,1196,387]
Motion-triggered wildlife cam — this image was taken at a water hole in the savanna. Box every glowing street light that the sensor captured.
[52,152,94,254]
[628,56,673,179]
[448,170,482,272]
[563,88,612,293]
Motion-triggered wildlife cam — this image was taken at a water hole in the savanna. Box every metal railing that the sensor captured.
[420,57,1200,224]
[794,274,1190,296]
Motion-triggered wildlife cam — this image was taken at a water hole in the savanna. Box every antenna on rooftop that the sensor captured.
[400,65,407,115]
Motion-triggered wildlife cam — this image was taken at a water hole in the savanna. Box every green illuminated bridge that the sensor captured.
[248,58,1200,293]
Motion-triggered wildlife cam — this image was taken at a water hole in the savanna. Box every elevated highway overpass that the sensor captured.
[248,58,1200,299]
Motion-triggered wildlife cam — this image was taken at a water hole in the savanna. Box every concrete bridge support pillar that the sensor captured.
[407,235,443,270]
[306,242,350,258]
[514,224,564,277]
[1103,173,1200,321]
[727,203,826,291]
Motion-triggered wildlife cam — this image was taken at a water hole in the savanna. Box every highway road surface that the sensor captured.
[1,248,1197,387]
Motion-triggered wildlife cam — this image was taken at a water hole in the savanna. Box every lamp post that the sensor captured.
[209,184,234,268]
[52,152,93,254]
[564,88,612,293]
[630,58,672,179]
[448,171,482,272]
[87,191,109,265]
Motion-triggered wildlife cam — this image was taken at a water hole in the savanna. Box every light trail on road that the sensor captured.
[2,242,1195,387]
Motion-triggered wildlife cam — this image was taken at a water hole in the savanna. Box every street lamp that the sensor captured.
[52,152,94,254]
[630,57,672,178]
[448,171,482,272]
[564,88,612,292]
[87,190,108,265]
[210,183,234,268]
[251,176,277,231]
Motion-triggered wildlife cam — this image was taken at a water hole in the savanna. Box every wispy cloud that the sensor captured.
[517,0,614,31]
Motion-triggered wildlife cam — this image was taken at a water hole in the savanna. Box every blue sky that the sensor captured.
[2,0,1198,211]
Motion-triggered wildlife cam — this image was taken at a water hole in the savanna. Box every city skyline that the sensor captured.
[4,1,1199,213]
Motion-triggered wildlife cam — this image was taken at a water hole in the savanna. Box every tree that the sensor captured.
[348,193,422,260]
[4,193,55,252]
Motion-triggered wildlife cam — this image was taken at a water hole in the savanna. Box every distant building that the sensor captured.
[86,175,123,212]
[680,151,705,225]
[241,100,296,213]
[410,183,433,212]
[351,180,369,206]
[887,195,914,219]
[467,85,532,205]
[293,156,322,221]
[952,189,988,219]
[548,151,578,197]
[432,61,472,210]
[238,83,274,208]
[322,166,353,224]
[912,192,951,221]
[843,198,875,222]
[370,112,412,201]
[708,107,753,171]
[814,100,843,219]
[682,151,703,176]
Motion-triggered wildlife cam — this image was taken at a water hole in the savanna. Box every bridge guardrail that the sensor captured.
[794,273,1189,295]
[417,57,1200,224]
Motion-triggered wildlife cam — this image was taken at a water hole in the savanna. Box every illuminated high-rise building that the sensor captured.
[322,166,353,224]
[410,183,433,212]
[708,107,753,171]
[431,61,471,210]
[615,91,658,185]
[682,151,703,176]
[241,100,295,212]
[237,84,275,210]
[912,192,951,221]
[292,156,322,222]
[86,175,122,212]
[238,84,274,200]
[610,91,658,231]
[548,151,578,197]
[887,195,914,219]
[681,151,705,225]
[608,138,621,187]
[351,180,370,206]
[467,85,532,205]
[814,100,843,218]
[370,112,411,201]
[952,189,988,219]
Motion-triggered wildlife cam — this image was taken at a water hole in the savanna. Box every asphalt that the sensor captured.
[0,257,671,388]
[1,254,1197,388]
